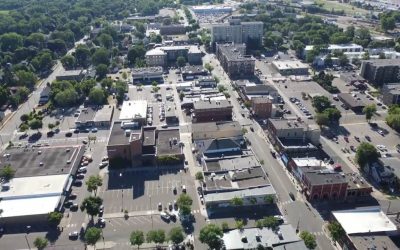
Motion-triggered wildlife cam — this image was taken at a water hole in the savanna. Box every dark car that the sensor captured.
[47,131,55,137]
[65,132,73,137]
[289,192,295,201]
[369,122,378,128]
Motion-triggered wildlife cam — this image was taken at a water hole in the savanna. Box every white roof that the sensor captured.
[0,174,69,199]
[272,60,308,70]
[145,47,165,56]
[328,43,363,50]
[332,206,397,235]
[0,196,61,218]
[292,157,326,168]
[204,186,275,203]
[119,100,147,120]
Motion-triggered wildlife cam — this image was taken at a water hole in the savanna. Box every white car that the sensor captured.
[99,161,109,169]
[91,128,98,133]
[69,231,79,239]
[376,145,387,151]
[161,124,168,128]
[77,167,87,173]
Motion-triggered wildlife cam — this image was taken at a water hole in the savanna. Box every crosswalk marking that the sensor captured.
[311,231,324,236]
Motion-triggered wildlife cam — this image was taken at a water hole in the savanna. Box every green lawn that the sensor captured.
[314,0,368,15]
[0,10,9,14]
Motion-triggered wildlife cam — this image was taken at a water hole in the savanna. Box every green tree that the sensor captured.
[29,119,43,130]
[96,64,108,79]
[204,63,214,73]
[75,44,91,67]
[327,221,345,242]
[15,70,37,88]
[177,193,193,207]
[235,219,245,230]
[98,33,113,49]
[324,108,342,124]
[61,55,76,70]
[115,80,128,103]
[199,224,223,250]
[92,48,110,66]
[0,165,15,181]
[362,51,370,60]
[86,175,103,196]
[230,196,244,206]
[316,112,330,127]
[80,196,103,220]
[195,171,204,181]
[299,231,317,249]
[176,56,186,68]
[381,15,396,31]
[264,195,274,204]
[355,142,380,168]
[33,237,48,250]
[20,114,29,122]
[127,44,146,65]
[169,227,184,245]
[0,32,23,51]
[122,72,128,80]
[85,227,102,246]
[130,230,145,249]
[221,222,229,231]
[363,104,377,122]
[48,211,63,226]
[312,96,331,113]
[54,88,79,107]
[262,216,279,229]
[89,88,106,105]
[146,229,166,246]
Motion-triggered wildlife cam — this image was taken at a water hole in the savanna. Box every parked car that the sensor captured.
[289,192,295,201]
[69,193,77,200]
[160,211,170,221]
[69,231,79,240]
[77,167,87,173]
[274,215,285,223]
[73,180,83,186]
[99,161,108,169]
[65,132,73,137]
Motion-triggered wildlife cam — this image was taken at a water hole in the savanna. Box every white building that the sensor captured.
[211,19,263,46]
[119,100,148,124]
[304,43,363,58]
[0,175,70,223]
[191,5,233,15]
[145,45,202,67]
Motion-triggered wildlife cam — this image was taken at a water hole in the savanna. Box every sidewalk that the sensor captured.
[103,210,159,219]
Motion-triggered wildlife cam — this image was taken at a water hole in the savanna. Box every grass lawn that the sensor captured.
[314,0,368,15]
[0,10,9,14]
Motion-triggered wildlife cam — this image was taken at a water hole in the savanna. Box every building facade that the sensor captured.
[251,97,272,118]
[360,59,400,86]
[216,43,255,79]
[192,100,233,123]
[145,45,202,67]
[382,84,400,105]
[211,19,263,47]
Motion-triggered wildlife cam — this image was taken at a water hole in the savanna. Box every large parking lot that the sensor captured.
[100,169,198,214]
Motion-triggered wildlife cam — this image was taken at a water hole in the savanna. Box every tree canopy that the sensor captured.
[299,231,317,249]
[130,230,145,248]
[199,224,223,249]
[355,142,380,168]
[85,227,102,246]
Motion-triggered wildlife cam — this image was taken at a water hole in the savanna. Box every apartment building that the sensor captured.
[145,45,203,67]
[211,19,263,47]
[216,43,255,79]
[360,59,400,86]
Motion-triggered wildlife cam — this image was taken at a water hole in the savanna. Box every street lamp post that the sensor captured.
[149,195,153,229]
[120,173,123,212]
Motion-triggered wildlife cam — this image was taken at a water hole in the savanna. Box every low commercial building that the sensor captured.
[238,84,278,103]
[382,84,400,105]
[331,206,399,250]
[204,155,259,173]
[192,100,233,123]
[145,45,203,67]
[107,122,183,167]
[272,60,309,76]
[132,67,163,83]
[56,69,85,81]
[216,43,255,79]
[222,225,307,250]
[0,145,85,224]
[338,93,365,112]
[266,119,321,153]
[366,157,400,187]
[301,169,348,200]
[75,106,114,128]
[181,65,208,80]
[192,121,243,141]
[119,100,147,125]
[195,137,243,159]
[304,43,363,58]
[360,59,400,86]
[194,76,217,88]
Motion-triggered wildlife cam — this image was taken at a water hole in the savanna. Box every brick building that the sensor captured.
[301,169,348,200]
[251,97,272,118]
[192,100,233,123]
[216,43,255,79]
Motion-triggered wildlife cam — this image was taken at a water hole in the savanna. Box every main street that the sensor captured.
[204,49,335,250]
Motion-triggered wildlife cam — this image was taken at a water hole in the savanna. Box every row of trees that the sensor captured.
[130,227,185,248]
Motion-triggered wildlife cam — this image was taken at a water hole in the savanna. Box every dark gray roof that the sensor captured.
[204,138,240,152]
[302,168,347,185]
[76,107,96,123]
[143,127,156,146]
[108,121,142,146]
[192,121,242,140]
[156,129,182,155]
[338,93,365,108]
[193,100,232,110]
[244,85,276,95]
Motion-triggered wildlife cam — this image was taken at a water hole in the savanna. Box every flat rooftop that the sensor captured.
[0,196,62,218]
[205,155,260,172]
[94,105,114,122]
[292,157,327,168]
[0,174,68,199]
[119,100,147,120]
[182,65,207,75]
[204,186,275,203]
[143,127,156,146]
[57,69,83,77]
[363,58,400,66]
[77,107,96,123]
[350,234,399,250]
[192,121,242,140]
[0,146,84,177]
[269,119,308,130]
[194,100,232,110]
[217,43,254,62]
[272,60,309,70]
[108,121,142,146]
[302,169,347,185]
[156,129,182,155]
[204,166,269,191]
[332,206,397,235]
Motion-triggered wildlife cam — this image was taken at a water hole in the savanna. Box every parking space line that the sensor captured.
[112,219,122,226]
